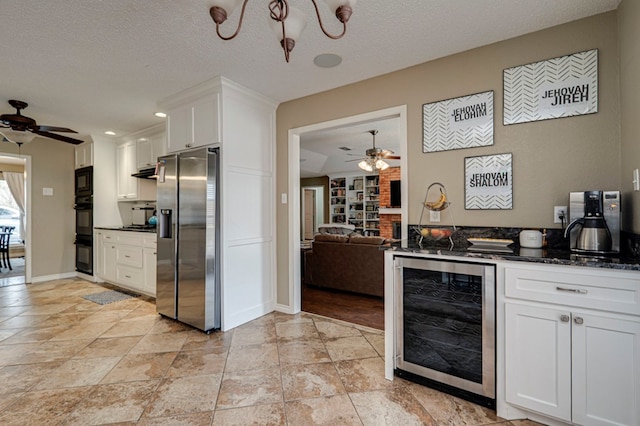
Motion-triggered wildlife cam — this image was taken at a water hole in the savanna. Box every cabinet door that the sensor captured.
[117,142,139,199]
[143,247,156,296]
[572,313,640,426]
[152,132,166,162]
[192,94,220,148]
[102,240,117,283]
[136,138,154,169]
[167,104,192,152]
[74,143,93,169]
[505,303,572,422]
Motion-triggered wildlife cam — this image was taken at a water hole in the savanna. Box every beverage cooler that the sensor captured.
[394,256,496,408]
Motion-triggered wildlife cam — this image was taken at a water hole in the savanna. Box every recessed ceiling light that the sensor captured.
[314,53,342,68]
[154,112,167,118]
[104,131,116,136]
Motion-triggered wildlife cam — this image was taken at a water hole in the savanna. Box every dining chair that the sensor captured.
[0,226,15,270]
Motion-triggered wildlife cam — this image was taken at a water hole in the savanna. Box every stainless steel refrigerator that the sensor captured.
[156,146,221,332]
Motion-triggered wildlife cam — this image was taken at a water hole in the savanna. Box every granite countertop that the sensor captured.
[387,239,640,272]
[95,226,157,233]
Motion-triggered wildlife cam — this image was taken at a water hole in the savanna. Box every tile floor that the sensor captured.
[0,278,545,425]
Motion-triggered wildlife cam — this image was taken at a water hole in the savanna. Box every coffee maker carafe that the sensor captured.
[565,190,620,253]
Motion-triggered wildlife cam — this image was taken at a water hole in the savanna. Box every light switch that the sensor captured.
[281,193,287,204]
[43,187,53,196]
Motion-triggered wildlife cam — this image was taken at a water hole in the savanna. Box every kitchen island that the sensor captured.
[384,240,640,426]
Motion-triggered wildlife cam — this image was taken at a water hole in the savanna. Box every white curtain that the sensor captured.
[4,172,25,243]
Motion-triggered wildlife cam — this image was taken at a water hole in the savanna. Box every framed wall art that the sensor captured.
[503,49,598,125]
[423,90,493,153]
[465,153,512,210]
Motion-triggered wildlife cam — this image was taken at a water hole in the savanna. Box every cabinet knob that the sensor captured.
[560,314,570,322]
[574,316,584,325]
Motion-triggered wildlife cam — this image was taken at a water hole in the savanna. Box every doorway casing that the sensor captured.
[0,153,32,283]
[286,105,408,313]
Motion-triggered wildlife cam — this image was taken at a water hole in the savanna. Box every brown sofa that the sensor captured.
[303,234,386,297]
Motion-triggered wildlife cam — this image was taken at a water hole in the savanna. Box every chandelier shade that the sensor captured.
[209,0,356,62]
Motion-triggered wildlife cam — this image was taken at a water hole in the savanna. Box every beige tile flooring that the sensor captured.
[0,278,544,425]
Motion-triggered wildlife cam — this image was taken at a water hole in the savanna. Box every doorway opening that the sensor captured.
[0,155,29,287]
[301,185,324,241]
[287,105,408,329]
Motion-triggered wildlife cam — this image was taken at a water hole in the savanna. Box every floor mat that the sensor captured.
[83,289,140,305]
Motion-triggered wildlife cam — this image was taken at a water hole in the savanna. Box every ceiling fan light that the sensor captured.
[0,130,36,144]
[358,159,373,172]
[375,159,389,170]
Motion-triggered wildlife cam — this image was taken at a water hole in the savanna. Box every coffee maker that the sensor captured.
[565,190,620,253]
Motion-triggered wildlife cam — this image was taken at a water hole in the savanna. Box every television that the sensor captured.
[390,180,401,207]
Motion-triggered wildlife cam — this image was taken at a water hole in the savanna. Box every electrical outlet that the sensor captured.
[430,210,440,222]
[554,206,567,224]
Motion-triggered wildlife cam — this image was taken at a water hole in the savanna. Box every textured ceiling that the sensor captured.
[0,0,620,142]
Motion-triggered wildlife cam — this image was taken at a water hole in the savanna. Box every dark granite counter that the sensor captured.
[387,239,640,272]
[95,226,157,234]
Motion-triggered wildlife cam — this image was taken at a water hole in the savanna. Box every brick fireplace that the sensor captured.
[378,167,401,239]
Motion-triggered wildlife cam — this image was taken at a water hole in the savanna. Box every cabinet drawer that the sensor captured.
[116,232,143,246]
[102,232,116,242]
[143,234,157,248]
[505,265,640,315]
[116,265,144,288]
[115,246,143,268]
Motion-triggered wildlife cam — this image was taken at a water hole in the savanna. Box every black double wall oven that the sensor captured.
[74,166,93,275]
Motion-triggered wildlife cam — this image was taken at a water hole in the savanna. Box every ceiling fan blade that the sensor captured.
[33,125,78,133]
[31,130,84,145]
[345,158,364,162]
[382,154,401,160]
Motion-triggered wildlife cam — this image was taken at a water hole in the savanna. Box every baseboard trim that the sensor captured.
[31,272,77,284]
[275,303,295,314]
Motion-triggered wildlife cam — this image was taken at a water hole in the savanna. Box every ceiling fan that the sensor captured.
[0,99,83,145]
[347,130,400,172]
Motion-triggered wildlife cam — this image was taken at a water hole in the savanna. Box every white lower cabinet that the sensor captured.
[96,230,156,297]
[504,264,640,426]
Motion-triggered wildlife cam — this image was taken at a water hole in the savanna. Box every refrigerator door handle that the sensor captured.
[159,209,172,238]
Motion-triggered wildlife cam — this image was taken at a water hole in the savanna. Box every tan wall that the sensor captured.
[0,137,75,278]
[619,0,640,232]
[276,12,620,306]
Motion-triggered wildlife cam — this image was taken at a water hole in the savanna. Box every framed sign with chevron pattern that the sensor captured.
[422,90,493,153]
[504,49,598,125]
[465,153,513,210]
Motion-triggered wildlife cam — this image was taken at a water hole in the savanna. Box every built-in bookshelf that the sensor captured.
[330,177,346,223]
[330,173,379,235]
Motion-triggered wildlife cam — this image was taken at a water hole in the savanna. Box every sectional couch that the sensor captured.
[303,233,387,297]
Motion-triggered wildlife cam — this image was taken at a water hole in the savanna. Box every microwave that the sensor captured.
[75,166,93,196]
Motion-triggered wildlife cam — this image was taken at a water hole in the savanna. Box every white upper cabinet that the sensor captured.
[74,142,93,169]
[116,141,138,200]
[166,92,220,153]
[136,131,166,169]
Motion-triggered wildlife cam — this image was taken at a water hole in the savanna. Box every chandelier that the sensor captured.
[209,0,357,62]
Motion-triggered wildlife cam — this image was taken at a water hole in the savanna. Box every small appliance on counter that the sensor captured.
[565,190,620,254]
[131,204,155,226]
[519,230,543,248]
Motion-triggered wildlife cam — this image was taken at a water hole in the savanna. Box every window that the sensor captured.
[0,180,21,244]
